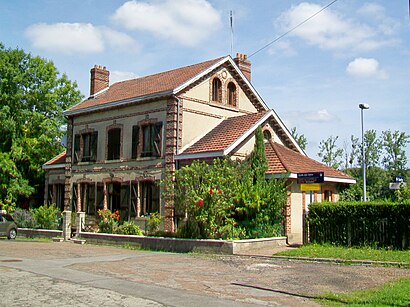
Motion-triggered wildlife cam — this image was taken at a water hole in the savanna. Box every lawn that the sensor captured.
[277,244,410,306]
[276,243,410,265]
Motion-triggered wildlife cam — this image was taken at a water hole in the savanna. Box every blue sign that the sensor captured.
[297,172,324,183]
[394,176,404,183]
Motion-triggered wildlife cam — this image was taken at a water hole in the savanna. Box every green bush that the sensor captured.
[308,202,410,249]
[97,209,120,234]
[30,204,59,230]
[12,209,37,228]
[116,221,143,236]
[146,212,162,235]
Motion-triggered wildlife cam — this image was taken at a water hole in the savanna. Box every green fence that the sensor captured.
[307,202,410,250]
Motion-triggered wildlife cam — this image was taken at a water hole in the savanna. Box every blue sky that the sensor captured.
[1,0,409,164]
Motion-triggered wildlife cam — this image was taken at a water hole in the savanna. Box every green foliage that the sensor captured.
[30,204,59,230]
[12,209,37,228]
[97,209,120,234]
[290,127,308,151]
[318,135,344,169]
[0,43,82,207]
[308,202,410,249]
[164,127,287,240]
[382,130,409,172]
[116,221,143,236]
[146,212,162,235]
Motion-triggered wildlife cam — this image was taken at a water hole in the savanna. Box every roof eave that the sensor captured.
[63,90,173,117]
[42,163,65,170]
[269,172,356,184]
[175,151,224,161]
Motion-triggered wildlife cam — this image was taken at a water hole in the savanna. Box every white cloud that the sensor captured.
[276,2,396,52]
[111,0,222,47]
[357,3,400,36]
[110,71,138,85]
[286,109,337,123]
[346,57,388,79]
[268,40,297,57]
[25,23,139,55]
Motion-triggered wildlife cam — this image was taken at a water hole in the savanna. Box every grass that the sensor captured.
[317,278,410,306]
[276,243,410,265]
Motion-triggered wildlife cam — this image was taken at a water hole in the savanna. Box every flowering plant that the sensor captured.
[97,209,120,233]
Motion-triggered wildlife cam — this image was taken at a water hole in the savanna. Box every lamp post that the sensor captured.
[359,103,369,201]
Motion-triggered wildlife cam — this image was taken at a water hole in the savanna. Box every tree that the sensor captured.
[290,127,308,151]
[381,130,409,173]
[246,126,268,183]
[318,136,344,169]
[0,43,82,210]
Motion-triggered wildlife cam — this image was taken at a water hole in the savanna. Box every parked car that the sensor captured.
[0,212,17,239]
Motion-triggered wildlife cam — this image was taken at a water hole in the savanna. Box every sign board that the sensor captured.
[297,172,324,184]
[300,183,321,191]
[389,182,407,190]
[394,176,404,183]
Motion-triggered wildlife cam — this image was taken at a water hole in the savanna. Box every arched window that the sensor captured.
[212,78,222,102]
[263,130,272,142]
[227,82,237,106]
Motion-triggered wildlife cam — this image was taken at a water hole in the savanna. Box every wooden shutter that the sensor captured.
[131,125,139,159]
[74,134,80,163]
[91,131,98,162]
[153,122,163,157]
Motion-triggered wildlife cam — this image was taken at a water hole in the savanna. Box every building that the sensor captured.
[43,53,355,244]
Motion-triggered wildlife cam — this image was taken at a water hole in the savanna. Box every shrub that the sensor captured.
[12,209,37,228]
[97,209,120,234]
[146,212,162,235]
[30,204,59,229]
[116,221,143,236]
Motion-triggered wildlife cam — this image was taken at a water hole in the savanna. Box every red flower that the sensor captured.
[218,189,222,194]
[197,199,203,207]
[209,188,213,194]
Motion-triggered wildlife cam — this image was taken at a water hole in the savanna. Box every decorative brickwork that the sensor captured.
[234,53,251,81]
[284,190,292,236]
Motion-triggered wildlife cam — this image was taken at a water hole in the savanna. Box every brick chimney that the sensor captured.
[90,65,109,96]
[234,53,251,81]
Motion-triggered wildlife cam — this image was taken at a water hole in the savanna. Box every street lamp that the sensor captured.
[359,103,370,201]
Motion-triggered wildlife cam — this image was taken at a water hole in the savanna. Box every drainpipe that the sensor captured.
[174,95,180,163]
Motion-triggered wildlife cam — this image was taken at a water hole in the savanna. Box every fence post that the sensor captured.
[347,218,352,247]
[76,212,85,237]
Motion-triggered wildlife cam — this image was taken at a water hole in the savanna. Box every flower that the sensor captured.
[197,199,203,207]
[209,188,213,194]
[218,189,222,194]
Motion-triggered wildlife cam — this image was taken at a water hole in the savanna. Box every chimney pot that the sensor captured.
[234,53,251,81]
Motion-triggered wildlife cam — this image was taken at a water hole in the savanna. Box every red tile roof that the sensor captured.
[182,112,268,155]
[67,57,224,113]
[43,151,66,168]
[266,141,353,181]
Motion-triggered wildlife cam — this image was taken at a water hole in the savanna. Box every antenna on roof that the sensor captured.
[230,10,234,56]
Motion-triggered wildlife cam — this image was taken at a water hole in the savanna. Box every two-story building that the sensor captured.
[43,53,354,244]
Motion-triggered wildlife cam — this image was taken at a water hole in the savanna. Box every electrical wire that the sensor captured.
[248,0,339,58]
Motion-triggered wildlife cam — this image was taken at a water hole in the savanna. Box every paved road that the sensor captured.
[1,240,409,306]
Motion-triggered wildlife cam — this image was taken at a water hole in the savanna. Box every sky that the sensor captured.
[1,0,409,164]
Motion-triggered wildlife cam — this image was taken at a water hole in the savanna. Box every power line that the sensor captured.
[248,0,339,58]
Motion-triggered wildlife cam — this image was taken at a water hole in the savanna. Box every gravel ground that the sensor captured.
[1,239,409,306]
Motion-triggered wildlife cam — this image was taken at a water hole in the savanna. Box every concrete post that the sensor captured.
[62,211,71,241]
[76,212,85,237]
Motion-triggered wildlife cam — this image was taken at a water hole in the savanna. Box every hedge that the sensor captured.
[307,202,410,250]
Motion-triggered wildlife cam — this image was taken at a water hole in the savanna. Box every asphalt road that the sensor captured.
[1,239,409,306]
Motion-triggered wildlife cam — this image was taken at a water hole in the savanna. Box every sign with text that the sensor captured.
[297,172,324,184]
[300,183,321,191]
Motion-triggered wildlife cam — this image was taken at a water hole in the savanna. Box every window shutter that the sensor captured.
[91,131,98,162]
[74,134,80,163]
[153,122,163,157]
[132,125,140,159]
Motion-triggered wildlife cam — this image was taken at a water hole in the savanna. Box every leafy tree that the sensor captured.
[290,127,308,151]
[381,130,409,173]
[0,43,82,210]
[246,126,268,183]
[318,136,344,169]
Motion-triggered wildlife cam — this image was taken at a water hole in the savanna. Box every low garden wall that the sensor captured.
[16,228,287,255]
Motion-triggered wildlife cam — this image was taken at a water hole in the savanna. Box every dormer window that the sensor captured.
[212,78,222,102]
[227,82,237,106]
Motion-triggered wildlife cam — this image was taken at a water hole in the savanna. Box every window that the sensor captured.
[324,190,333,202]
[227,82,237,106]
[74,132,98,163]
[107,128,121,160]
[140,181,160,216]
[142,122,163,158]
[212,78,222,102]
[263,130,272,142]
